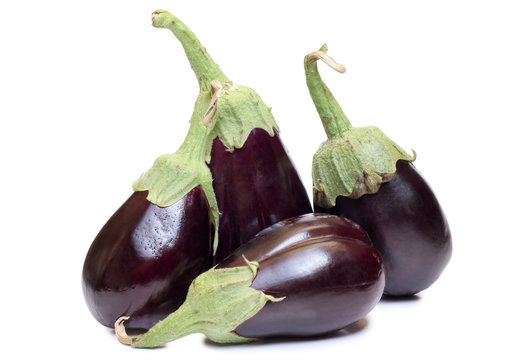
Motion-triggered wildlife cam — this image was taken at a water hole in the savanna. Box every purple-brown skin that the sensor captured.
[218,213,385,338]
[316,161,452,296]
[82,187,212,329]
[209,129,313,264]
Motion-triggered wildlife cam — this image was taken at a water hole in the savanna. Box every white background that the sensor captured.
[1,0,522,358]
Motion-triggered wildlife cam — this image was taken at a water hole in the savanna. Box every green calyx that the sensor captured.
[305,45,415,208]
[133,90,220,251]
[115,257,284,347]
[205,84,278,161]
[312,127,415,208]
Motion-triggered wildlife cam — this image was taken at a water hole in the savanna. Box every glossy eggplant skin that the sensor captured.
[217,213,385,338]
[316,160,452,296]
[209,129,312,264]
[82,187,212,329]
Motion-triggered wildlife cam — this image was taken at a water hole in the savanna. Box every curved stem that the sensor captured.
[152,10,229,91]
[304,44,352,139]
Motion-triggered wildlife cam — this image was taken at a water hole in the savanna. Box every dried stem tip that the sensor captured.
[115,316,137,345]
[306,44,347,73]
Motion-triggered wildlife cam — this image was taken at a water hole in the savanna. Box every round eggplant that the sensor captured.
[115,213,385,347]
[82,188,212,329]
[305,46,452,296]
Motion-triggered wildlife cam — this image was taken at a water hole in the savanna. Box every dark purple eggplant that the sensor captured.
[115,214,385,347]
[304,46,452,296]
[82,189,212,329]
[82,12,229,329]
[150,10,312,264]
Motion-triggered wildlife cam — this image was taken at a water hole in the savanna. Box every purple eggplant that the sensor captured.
[82,12,229,329]
[115,214,385,347]
[82,189,212,329]
[150,10,312,264]
[304,46,452,296]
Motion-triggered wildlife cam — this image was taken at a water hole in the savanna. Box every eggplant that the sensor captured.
[115,214,385,347]
[150,10,312,264]
[82,13,227,328]
[304,46,452,296]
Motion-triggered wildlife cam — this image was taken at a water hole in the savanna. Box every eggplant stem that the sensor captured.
[304,44,352,139]
[115,316,138,346]
[151,10,229,91]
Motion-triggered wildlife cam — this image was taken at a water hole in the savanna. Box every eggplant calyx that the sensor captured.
[133,88,220,252]
[306,46,415,207]
[313,128,415,207]
[115,257,283,347]
[203,82,279,162]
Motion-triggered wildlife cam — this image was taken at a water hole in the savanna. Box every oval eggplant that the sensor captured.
[304,46,452,296]
[219,214,384,338]
[210,128,313,263]
[115,214,385,347]
[317,161,452,296]
[82,188,212,329]
[84,11,236,329]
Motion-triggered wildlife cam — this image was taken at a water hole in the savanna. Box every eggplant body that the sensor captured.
[210,129,312,263]
[218,213,385,338]
[316,161,452,296]
[82,187,212,329]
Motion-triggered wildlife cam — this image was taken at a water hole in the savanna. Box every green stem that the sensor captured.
[177,91,213,161]
[304,45,352,139]
[115,302,198,348]
[133,302,198,348]
[152,10,229,91]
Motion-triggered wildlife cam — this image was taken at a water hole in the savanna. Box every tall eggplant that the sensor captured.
[150,10,312,264]
[304,46,452,296]
[82,22,224,328]
[115,214,385,347]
